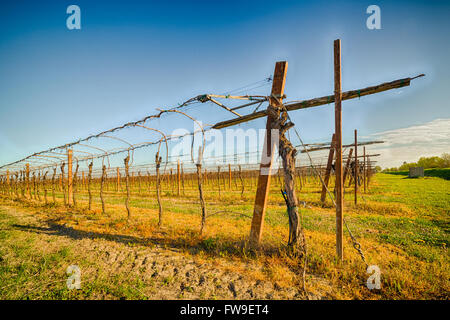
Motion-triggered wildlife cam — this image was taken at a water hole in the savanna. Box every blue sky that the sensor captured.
[0,0,449,169]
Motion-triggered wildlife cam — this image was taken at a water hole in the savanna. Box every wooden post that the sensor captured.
[88,162,93,210]
[238,164,244,198]
[67,149,73,206]
[320,134,336,204]
[26,163,30,199]
[170,168,174,194]
[43,171,48,204]
[100,165,106,214]
[155,153,163,227]
[367,156,372,190]
[32,172,36,199]
[354,129,358,205]
[116,167,120,192]
[250,61,288,245]
[334,39,344,261]
[52,167,56,203]
[138,171,142,194]
[72,162,79,207]
[124,157,131,220]
[343,148,353,185]
[363,147,367,193]
[177,159,181,196]
[60,164,66,205]
[181,163,185,195]
[14,173,19,198]
[228,163,232,190]
[6,170,10,194]
[36,172,41,201]
[217,166,221,199]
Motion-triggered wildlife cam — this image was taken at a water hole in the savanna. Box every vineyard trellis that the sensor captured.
[0,39,424,266]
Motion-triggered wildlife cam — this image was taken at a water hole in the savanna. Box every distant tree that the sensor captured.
[417,156,443,169]
[441,153,450,168]
[383,153,450,172]
[399,161,418,171]
[375,166,382,172]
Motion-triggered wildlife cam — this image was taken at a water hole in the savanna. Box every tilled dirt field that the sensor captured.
[0,204,331,299]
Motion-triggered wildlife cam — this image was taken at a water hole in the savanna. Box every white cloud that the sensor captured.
[365,118,450,168]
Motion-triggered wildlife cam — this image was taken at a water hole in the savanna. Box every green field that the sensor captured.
[385,168,450,180]
[0,172,448,299]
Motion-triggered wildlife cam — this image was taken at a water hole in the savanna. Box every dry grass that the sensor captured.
[0,173,448,299]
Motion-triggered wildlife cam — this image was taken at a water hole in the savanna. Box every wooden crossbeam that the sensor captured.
[208,94,267,100]
[213,74,424,129]
[300,140,384,153]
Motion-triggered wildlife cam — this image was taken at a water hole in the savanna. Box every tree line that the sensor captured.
[383,153,450,172]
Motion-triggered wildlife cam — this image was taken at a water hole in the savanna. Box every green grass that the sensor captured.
[385,168,450,180]
[366,173,450,218]
[1,172,449,299]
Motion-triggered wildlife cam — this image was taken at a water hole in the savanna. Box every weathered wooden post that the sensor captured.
[88,162,93,210]
[32,172,36,199]
[334,39,344,261]
[181,163,185,195]
[52,167,56,203]
[60,163,66,206]
[67,149,73,206]
[14,173,19,198]
[343,148,353,185]
[168,168,172,194]
[26,163,31,199]
[367,155,372,190]
[250,61,287,245]
[73,161,79,207]
[217,166,221,199]
[100,164,106,214]
[116,167,120,192]
[238,164,244,198]
[37,171,41,201]
[19,171,24,199]
[43,171,48,204]
[138,171,142,194]
[124,157,131,220]
[363,147,367,193]
[11,172,16,197]
[320,134,336,204]
[354,129,358,205]
[6,170,10,195]
[177,159,181,196]
[228,163,232,190]
[155,153,163,227]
